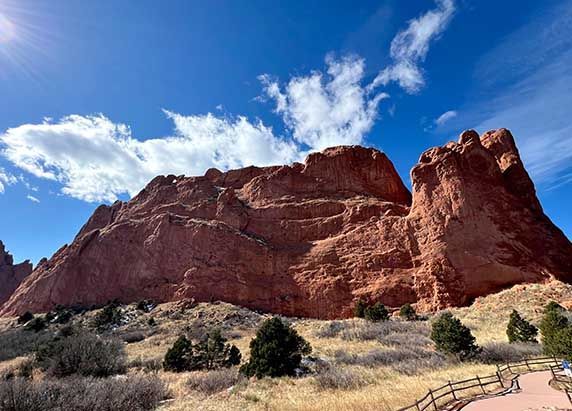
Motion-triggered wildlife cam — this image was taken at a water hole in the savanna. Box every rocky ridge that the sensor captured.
[1,129,570,318]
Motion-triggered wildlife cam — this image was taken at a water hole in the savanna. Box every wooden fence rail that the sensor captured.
[397,356,563,411]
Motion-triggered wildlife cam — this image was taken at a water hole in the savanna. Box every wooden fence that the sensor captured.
[550,363,572,402]
[397,356,564,411]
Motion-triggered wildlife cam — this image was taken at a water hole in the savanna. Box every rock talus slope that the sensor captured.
[1,129,571,318]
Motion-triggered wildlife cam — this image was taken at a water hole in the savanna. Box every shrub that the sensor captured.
[430,312,479,360]
[93,301,123,330]
[136,300,156,313]
[0,328,54,362]
[148,317,157,327]
[340,320,430,342]
[0,374,166,411]
[314,365,369,390]
[314,321,345,338]
[506,310,538,343]
[364,303,389,322]
[546,327,572,359]
[36,331,126,378]
[50,305,74,324]
[353,299,367,318]
[241,317,311,378]
[120,331,147,344]
[17,311,34,325]
[478,342,543,364]
[163,330,241,372]
[128,356,163,372]
[187,369,243,395]
[399,303,417,321]
[25,317,47,333]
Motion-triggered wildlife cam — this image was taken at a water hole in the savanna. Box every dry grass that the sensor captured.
[1,281,569,411]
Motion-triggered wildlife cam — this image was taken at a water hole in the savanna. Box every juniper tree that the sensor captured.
[506,310,538,343]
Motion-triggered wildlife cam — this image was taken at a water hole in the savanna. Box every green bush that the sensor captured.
[93,302,123,330]
[364,303,389,322]
[241,318,311,378]
[540,302,571,357]
[25,317,47,333]
[399,303,417,321]
[36,331,126,378]
[430,312,479,360]
[353,299,367,318]
[164,336,194,372]
[163,330,241,372]
[17,311,34,325]
[506,310,538,343]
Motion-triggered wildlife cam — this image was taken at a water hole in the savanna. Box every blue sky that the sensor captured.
[0,0,571,264]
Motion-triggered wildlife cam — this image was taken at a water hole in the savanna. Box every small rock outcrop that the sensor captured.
[1,129,570,318]
[0,241,33,306]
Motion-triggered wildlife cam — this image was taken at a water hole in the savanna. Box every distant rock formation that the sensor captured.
[1,129,571,318]
[0,241,32,307]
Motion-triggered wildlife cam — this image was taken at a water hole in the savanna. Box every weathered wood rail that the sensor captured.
[397,356,565,411]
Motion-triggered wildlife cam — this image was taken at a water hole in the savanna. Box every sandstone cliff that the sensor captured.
[1,129,570,318]
[0,241,32,307]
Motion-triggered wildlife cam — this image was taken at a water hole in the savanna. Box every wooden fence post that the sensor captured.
[429,389,437,411]
[476,375,486,395]
[525,358,532,371]
[449,381,457,401]
[496,371,504,389]
[506,361,512,374]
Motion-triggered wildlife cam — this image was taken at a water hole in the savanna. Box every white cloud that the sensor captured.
[434,110,457,126]
[0,167,17,194]
[0,113,300,203]
[259,55,389,152]
[26,194,40,203]
[372,0,455,93]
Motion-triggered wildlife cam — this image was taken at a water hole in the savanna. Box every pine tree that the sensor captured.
[506,310,538,343]
[354,299,367,318]
[241,318,311,378]
[430,312,479,360]
[399,303,417,321]
[364,303,389,322]
[163,336,194,372]
[540,302,570,356]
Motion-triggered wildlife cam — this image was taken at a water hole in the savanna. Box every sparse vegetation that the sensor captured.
[241,317,311,378]
[506,309,537,343]
[478,341,543,363]
[314,365,370,390]
[17,311,34,325]
[430,312,479,360]
[24,316,47,332]
[93,301,123,330]
[0,374,166,411]
[187,369,243,395]
[36,330,126,378]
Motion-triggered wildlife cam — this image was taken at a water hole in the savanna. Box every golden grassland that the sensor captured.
[1,280,571,411]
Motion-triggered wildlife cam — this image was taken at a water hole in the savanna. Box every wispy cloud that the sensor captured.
[0,167,17,194]
[467,0,572,189]
[259,55,389,151]
[434,110,457,126]
[370,0,455,93]
[26,194,40,203]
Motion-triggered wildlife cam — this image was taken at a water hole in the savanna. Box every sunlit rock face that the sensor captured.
[1,129,571,318]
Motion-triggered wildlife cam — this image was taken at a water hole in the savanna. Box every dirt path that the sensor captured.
[461,371,571,410]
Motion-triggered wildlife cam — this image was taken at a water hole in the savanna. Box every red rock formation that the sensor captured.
[1,129,570,318]
[0,241,32,307]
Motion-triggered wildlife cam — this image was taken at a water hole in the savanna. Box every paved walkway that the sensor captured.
[461,371,571,410]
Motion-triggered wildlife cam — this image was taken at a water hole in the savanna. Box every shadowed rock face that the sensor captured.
[0,241,32,307]
[1,129,571,318]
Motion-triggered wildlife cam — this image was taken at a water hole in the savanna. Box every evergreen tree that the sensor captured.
[399,303,417,321]
[540,302,570,356]
[364,303,389,322]
[163,336,194,372]
[241,318,311,378]
[430,312,479,360]
[506,310,538,343]
[354,299,367,318]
